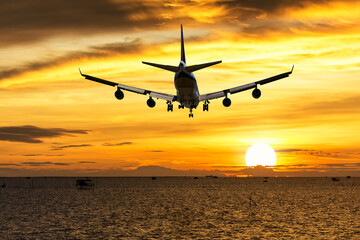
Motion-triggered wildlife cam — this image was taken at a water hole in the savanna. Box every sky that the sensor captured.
[0,0,359,177]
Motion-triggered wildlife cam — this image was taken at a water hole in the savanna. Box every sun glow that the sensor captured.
[245,143,277,167]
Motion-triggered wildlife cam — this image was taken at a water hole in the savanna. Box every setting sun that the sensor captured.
[245,143,277,167]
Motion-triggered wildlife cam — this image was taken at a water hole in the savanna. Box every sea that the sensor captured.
[0,177,359,239]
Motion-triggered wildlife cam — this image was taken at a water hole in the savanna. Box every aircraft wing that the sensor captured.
[199,65,294,101]
[79,69,177,102]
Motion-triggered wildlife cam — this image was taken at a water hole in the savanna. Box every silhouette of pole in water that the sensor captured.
[249,196,257,207]
[248,193,258,216]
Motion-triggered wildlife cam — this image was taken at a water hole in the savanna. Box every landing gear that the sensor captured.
[178,100,185,109]
[189,108,194,118]
[203,100,209,111]
[190,100,197,109]
[167,101,173,112]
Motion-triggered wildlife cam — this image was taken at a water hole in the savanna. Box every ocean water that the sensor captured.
[0,177,359,239]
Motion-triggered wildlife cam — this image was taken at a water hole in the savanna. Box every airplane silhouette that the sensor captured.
[79,25,293,118]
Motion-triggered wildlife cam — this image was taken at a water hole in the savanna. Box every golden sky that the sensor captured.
[0,0,359,176]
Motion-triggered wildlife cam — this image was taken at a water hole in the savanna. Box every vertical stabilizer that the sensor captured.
[181,25,186,63]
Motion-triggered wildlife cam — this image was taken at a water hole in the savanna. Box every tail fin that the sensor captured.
[181,25,186,63]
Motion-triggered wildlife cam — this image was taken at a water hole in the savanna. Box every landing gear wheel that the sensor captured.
[167,101,174,112]
[167,105,173,112]
[203,100,209,111]
[203,104,209,111]
[189,108,194,118]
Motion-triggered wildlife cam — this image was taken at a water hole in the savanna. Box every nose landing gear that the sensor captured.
[189,108,194,118]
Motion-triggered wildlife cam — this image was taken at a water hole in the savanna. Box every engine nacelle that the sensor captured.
[147,98,156,108]
[223,97,231,107]
[252,88,261,99]
[115,89,124,100]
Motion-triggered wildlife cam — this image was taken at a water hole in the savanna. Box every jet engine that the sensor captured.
[147,97,156,108]
[223,97,231,107]
[252,88,261,99]
[115,89,124,100]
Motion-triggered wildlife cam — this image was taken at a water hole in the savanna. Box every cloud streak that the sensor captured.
[51,144,92,151]
[0,163,21,166]
[276,149,307,153]
[0,125,89,143]
[0,0,165,47]
[0,39,142,81]
[102,142,133,146]
[21,161,70,166]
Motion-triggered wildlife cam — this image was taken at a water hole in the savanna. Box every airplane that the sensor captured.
[79,25,294,118]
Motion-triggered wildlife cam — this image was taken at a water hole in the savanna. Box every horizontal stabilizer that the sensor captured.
[142,61,179,72]
[185,60,222,73]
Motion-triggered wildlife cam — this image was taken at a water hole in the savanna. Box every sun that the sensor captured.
[245,143,277,167]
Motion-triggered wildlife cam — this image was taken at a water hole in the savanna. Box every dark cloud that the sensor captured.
[0,39,142,81]
[213,0,322,13]
[21,153,65,156]
[78,161,96,164]
[53,163,70,166]
[300,150,352,159]
[52,144,92,151]
[22,161,52,166]
[0,125,89,143]
[321,163,357,168]
[276,164,309,168]
[277,149,358,160]
[22,161,70,166]
[0,163,21,166]
[2,0,351,48]
[0,0,165,46]
[102,142,133,147]
[147,150,164,153]
[209,0,358,39]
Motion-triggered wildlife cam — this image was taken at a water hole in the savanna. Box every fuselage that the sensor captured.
[174,61,199,108]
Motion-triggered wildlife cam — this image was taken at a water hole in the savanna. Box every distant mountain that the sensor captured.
[91,165,227,177]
